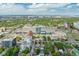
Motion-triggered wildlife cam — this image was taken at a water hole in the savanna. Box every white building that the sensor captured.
[0,32,4,36]
[73,22,79,29]
[20,36,32,51]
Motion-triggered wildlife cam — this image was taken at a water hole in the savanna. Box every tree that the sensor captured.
[44,41,52,55]
[54,42,64,50]
[32,35,36,39]
[15,36,22,42]
[12,46,19,56]
[35,48,40,55]
[0,47,5,53]
[0,34,4,38]
[44,45,49,55]
[21,48,30,56]
[42,36,46,41]
[51,51,59,56]
[47,36,51,41]
[5,46,19,56]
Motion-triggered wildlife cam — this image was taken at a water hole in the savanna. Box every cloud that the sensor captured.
[0,3,78,16]
[0,3,27,15]
[28,3,68,9]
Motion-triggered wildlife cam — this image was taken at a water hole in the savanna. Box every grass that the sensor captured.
[21,48,30,56]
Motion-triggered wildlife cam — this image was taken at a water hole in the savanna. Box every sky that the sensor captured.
[0,3,79,16]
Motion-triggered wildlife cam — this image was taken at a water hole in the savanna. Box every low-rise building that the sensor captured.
[15,24,54,35]
[73,22,79,29]
[0,27,6,32]
[0,32,4,38]
[51,30,66,40]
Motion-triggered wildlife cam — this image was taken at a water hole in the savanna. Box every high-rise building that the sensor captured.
[20,36,32,51]
[1,38,16,48]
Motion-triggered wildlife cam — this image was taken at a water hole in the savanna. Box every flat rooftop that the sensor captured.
[1,38,15,41]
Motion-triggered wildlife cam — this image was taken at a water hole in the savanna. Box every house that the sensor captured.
[0,27,6,32]
[0,32,4,38]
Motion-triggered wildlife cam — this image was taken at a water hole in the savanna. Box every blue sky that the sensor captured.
[0,3,79,16]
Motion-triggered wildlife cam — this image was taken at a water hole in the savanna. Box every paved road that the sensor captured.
[67,38,76,44]
[65,37,79,46]
[10,25,23,33]
[29,44,35,56]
